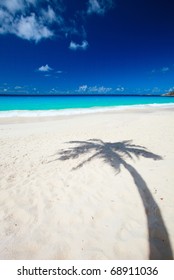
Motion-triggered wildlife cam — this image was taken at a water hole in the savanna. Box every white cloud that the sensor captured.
[0,9,13,34]
[49,88,59,94]
[168,86,174,92]
[0,0,60,42]
[152,87,161,93]
[89,86,112,93]
[88,0,102,14]
[116,86,124,92]
[38,64,53,72]
[16,14,54,41]
[161,67,169,72]
[87,0,113,15]
[0,0,114,43]
[78,85,88,92]
[56,70,63,74]
[42,6,56,22]
[151,66,170,74]
[99,86,112,93]
[1,0,25,13]
[78,85,112,93]
[69,40,89,51]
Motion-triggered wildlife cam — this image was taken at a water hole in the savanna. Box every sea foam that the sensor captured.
[0,103,174,118]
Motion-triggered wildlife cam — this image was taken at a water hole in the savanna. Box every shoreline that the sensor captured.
[0,103,174,121]
[0,105,174,126]
[0,107,174,259]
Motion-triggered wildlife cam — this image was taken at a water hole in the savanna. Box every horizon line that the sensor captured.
[0,94,170,97]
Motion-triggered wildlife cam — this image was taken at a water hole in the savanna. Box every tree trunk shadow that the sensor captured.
[54,139,173,259]
[123,161,173,259]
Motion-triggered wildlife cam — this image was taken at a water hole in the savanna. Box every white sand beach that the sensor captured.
[0,107,174,260]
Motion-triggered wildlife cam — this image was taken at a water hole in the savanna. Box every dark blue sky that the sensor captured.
[0,0,174,95]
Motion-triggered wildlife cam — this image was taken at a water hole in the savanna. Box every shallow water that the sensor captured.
[0,95,173,117]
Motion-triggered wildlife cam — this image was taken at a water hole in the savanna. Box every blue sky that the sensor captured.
[0,0,174,95]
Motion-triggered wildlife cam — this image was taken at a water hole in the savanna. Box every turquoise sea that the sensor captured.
[0,95,174,116]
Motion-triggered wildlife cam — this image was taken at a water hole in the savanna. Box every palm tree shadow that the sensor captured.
[55,139,173,260]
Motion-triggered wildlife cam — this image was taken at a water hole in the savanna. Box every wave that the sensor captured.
[0,103,174,118]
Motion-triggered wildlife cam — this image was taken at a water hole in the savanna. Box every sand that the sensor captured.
[0,107,174,260]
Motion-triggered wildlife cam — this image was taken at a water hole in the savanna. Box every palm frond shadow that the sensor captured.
[56,139,173,260]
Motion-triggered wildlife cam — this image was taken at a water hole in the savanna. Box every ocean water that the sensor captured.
[0,95,174,117]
